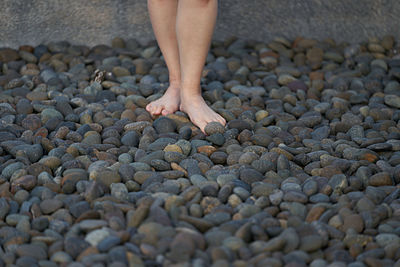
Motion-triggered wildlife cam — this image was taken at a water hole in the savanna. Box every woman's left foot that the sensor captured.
[180,93,226,134]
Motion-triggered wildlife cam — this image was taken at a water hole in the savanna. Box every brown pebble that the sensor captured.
[365,242,380,251]
[39,156,61,170]
[306,205,326,223]
[22,115,42,131]
[171,162,188,177]
[54,126,70,139]
[369,172,393,186]
[0,182,12,198]
[349,243,363,258]
[197,145,217,157]
[309,71,324,81]
[76,246,99,262]
[364,257,384,267]
[200,197,221,214]
[43,183,60,193]
[19,45,34,53]
[41,138,55,152]
[341,214,364,233]
[34,127,48,138]
[0,48,19,62]
[26,91,48,101]
[320,165,342,178]
[121,109,136,121]
[361,152,379,163]
[27,163,52,177]
[11,175,36,192]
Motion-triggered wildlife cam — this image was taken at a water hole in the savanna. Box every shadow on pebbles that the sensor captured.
[0,36,400,266]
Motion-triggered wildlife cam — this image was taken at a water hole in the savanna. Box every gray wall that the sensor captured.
[1,0,399,48]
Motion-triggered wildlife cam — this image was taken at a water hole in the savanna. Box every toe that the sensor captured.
[197,120,208,134]
[218,116,226,126]
[163,105,178,116]
[161,109,170,116]
[153,105,163,115]
[210,114,223,125]
[146,103,152,113]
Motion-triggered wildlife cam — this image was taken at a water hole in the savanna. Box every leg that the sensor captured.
[176,0,226,133]
[146,0,181,116]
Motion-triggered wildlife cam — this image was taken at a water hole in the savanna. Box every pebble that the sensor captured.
[97,236,121,252]
[110,183,128,201]
[251,236,286,253]
[311,126,330,140]
[299,235,323,252]
[375,233,400,247]
[85,228,111,246]
[342,214,364,233]
[0,198,10,220]
[0,36,399,266]
[369,172,393,186]
[204,122,225,135]
[121,131,139,147]
[50,251,73,263]
[269,190,284,205]
[90,169,121,187]
[40,199,64,214]
[223,236,245,251]
[64,237,90,260]
[2,162,24,179]
[41,108,63,124]
[239,168,264,184]
[153,117,176,134]
[16,244,47,260]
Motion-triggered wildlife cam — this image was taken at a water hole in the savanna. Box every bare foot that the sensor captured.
[180,94,226,134]
[146,84,180,116]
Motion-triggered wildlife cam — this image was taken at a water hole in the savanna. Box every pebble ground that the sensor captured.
[0,35,400,267]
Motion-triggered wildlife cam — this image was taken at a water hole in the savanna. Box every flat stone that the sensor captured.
[79,219,108,231]
[97,236,121,252]
[11,175,36,191]
[85,228,111,246]
[306,205,326,223]
[342,214,364,233]
[250,236,286,253]
[16,244,47,260]
[90,169,121,187]
[204,122,225,135]
[153,117,176,134]
[40,199,63,214]
[299,235,323,252]
[240,168,264,185]
[375,233,400,247]
[64,237,90,259]
[384,94,400,108]
[369,172,392,186]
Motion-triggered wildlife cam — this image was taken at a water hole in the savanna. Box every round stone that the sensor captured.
[153,117,177,134]
[204,122,225,135]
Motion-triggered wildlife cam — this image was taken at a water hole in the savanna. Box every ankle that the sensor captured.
[181,81,201,91]
[180,93,203,103]
[169,77,181,87]
[166,85,180,94]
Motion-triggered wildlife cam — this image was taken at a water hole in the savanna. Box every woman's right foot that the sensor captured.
[146,83,181,116]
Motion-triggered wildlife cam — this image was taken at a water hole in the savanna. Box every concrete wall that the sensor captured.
[1,0,399,48]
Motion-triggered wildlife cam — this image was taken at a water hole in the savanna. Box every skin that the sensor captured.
[146,0,226,133]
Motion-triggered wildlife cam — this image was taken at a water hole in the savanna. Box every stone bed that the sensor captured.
[0,35,399,267]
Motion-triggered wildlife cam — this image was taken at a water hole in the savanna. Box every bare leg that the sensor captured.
[176,0,226,133]
[146,0,181,116]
